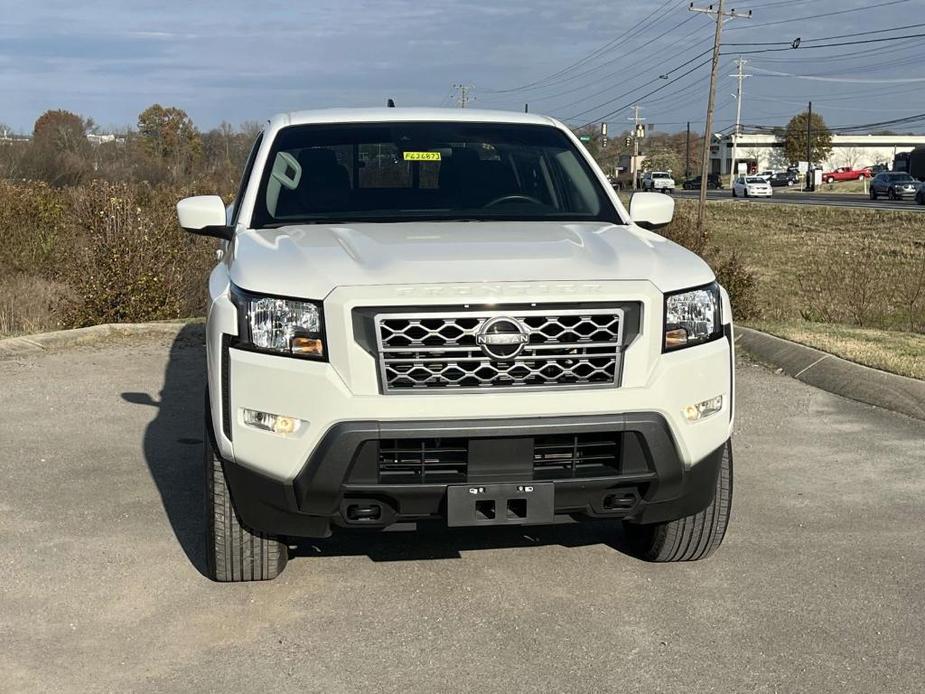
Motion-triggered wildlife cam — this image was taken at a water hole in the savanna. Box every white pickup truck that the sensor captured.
[641,171,676,194]
[177,108,735,581]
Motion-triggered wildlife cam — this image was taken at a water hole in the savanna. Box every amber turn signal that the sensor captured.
[291,336,324,356]
[664,328,688,349]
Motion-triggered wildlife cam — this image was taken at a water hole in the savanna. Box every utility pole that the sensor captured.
[685,121,691,179]
[628,104,645,190]
[728,57,751,188]
[806,100,814,191]
[453,83,474,108]
[689,1,751,235]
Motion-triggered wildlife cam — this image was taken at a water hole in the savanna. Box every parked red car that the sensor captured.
[822,166,872,183]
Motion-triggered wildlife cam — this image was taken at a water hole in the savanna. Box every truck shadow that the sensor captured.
[290,520,632,563]
[121,323,209,577]
[122,323,636,574]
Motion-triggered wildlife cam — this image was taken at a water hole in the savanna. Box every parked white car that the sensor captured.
[177,108,735,581]
[641,171,675,193]
[732,176,773,198]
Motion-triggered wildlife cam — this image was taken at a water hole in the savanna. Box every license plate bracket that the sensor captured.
[446,482,555,527]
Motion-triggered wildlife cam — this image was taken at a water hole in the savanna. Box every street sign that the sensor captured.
[797,161,809,173]
[579,135,591,142]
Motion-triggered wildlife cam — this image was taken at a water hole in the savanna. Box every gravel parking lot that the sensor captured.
[2,326,923,693]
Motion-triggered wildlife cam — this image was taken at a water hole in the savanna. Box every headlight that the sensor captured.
[663,282,722,351]
[231,285,326,359]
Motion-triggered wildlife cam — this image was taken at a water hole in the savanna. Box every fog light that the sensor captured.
[683,395,723,422]
[242,408,304,434]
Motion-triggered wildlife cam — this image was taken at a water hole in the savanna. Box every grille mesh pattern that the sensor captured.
[375,308,623,392]
[533,433,622,480]
[378,439,468,483]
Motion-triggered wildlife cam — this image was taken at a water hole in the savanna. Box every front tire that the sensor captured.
[871,189,878,200]
[623,440,732,562]
[205,409,288,582]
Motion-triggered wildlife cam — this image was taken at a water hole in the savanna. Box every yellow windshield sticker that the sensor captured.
[403,151,441,161]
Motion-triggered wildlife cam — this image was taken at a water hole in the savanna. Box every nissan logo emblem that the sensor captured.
[476,316,529,360]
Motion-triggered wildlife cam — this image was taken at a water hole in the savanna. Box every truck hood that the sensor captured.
[229,221,714,298]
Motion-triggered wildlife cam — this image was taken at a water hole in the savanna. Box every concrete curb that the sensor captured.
[735,326,925,421]
[0,320,202,358]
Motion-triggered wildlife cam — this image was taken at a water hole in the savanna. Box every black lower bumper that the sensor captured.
[221,413,726,539]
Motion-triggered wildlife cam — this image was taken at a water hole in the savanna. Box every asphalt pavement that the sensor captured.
[673,188,925,212]
[2,327,924,693]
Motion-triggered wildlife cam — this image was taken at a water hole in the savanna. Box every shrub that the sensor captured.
[713,250,759,321]
[0,180,69,275]
[660,202,760,321]
[60,181,216,327]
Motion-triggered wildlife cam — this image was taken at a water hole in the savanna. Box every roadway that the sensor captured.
[673,188,925,212]
[2,328,923,692]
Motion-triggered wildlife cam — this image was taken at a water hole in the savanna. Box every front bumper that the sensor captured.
[221,412,729,538]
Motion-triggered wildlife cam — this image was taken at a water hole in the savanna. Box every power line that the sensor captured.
[726,21,925,46]
[569,55,714,126]
[564,46,715,122]
[485,0,682,94]
[493,16,706,109]
[747,38,921,64]
[725,0,912,31]
[728,32,925,56]
[489,13,707,99]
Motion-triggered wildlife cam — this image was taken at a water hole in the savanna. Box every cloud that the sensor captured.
[0,0,921,132]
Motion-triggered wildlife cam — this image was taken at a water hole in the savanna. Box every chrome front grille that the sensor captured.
[374,308,624,392]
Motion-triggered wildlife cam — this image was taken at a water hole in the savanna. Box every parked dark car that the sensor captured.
[769,172,798,187]
[916,182,925,205]
[870,172,919,200]
[682,174,723,190]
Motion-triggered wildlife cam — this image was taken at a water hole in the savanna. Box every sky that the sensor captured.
[2,0,924,135]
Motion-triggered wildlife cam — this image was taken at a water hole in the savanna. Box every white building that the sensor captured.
[709,132,925,175]
[87,133,124,145]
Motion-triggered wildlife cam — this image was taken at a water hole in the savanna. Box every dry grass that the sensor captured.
[774,179,870,195]
[0,274,71,336]
[683,200,925,331]
[750,320,925,380]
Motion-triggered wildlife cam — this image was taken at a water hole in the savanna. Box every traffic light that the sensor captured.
[624,136,632,147]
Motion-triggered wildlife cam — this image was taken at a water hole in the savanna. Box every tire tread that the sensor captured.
[624,440,733,562]
[204,411,287,582]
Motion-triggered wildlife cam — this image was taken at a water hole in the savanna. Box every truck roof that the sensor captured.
[268,107,560,130]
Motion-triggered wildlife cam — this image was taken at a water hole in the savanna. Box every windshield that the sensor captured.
[252,121,620,227]
[889,173,915,182]
[652,173,670,179]
[745,177,765,183]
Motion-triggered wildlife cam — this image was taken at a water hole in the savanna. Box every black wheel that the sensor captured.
[732,188,737,197]
[889,188,897,200]
[204,405,288,582]
[871,189,878,200]
[623,440,732,562]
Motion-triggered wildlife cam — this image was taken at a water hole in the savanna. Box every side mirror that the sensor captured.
[177,195,233,240]
[629,192,674,230]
